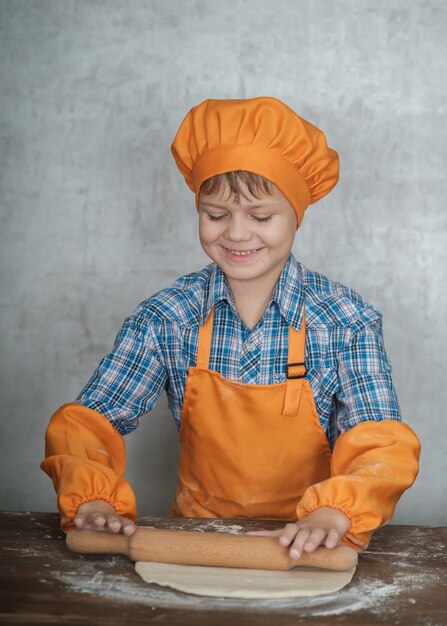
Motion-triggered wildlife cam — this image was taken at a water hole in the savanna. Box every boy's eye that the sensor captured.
[207,214,226,221]
[254,215,273,222]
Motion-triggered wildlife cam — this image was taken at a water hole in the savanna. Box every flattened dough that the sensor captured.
[135,562,356,598]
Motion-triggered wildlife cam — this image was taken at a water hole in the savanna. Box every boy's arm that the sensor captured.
[41,314,168,532]
[296,317,421,551]
[41,402,137,532]
[296,419,420,550]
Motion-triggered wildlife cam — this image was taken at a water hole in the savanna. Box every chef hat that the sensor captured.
[171,96,339,227]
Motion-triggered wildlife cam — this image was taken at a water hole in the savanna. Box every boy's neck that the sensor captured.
[226,265,284,330]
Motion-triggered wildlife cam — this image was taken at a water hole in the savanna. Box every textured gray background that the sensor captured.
[1,0,446,524]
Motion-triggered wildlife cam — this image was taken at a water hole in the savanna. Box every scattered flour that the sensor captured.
[169,519,245,534]
[10,515,443,620]
[52,556,437,617]
[3,546,50,558]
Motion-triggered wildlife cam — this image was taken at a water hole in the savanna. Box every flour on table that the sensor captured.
[135,562,356,599]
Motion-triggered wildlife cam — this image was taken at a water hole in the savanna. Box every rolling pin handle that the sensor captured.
[66,529,129,555]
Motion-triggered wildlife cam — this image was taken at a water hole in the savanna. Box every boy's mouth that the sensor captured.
[226,248,261,256]
[221,246,265,262]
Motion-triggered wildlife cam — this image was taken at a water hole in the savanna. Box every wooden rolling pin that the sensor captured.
[66,527,358,572]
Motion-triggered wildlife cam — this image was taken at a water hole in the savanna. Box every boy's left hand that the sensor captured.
[247,507,350,560]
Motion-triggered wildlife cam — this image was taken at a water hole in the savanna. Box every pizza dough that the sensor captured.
[135,562,356,598]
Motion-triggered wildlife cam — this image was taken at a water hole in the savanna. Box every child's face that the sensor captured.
[198,179,297,290]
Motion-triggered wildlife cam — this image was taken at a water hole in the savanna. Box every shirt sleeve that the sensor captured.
[76,314,168,434]
[335,316,401,432]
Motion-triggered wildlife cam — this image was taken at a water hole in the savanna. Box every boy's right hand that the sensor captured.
[74,499,136,536]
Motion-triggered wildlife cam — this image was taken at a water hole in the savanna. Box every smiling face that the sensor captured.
[198,177,297,295]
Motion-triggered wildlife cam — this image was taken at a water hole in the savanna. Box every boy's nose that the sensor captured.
[225,218,251,241]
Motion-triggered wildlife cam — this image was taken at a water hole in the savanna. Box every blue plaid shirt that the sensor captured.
[76,254,401,448]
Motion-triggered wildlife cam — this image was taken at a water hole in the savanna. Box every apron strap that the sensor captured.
[196,306,215,368]
[282,312,307,416]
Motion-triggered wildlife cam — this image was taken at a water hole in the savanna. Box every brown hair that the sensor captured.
[200,171,274,204]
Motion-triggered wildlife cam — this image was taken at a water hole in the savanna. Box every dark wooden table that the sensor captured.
[0,512,445,625]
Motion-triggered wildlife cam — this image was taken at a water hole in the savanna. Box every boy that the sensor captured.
[41,97,420,560]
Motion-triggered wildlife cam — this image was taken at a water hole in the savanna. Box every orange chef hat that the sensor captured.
[171,96,339,227]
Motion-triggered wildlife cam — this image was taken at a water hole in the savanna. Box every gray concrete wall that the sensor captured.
[1,0,445,524]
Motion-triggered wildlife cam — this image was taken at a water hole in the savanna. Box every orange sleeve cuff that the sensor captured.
[40,402,137,532]
[296,419,421,551]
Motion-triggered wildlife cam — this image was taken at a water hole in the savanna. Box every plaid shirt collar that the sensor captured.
[204,254,305,330]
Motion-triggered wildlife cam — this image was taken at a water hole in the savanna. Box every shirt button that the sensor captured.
[246,342,255,351]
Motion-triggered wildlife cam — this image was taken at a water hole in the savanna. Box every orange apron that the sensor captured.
[171,306,332,520]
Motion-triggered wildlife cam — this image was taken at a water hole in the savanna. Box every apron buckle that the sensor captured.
[286,362,307,379]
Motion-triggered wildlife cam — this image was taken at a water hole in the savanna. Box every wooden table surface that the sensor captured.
[0,512,445,625]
